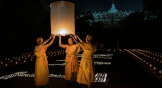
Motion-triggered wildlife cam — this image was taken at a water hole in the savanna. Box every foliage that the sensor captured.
[143,0,162,23]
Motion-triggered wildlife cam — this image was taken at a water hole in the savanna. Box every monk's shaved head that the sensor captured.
[68,37,74,45]
[86,34,93,42]
[37,37,43,44]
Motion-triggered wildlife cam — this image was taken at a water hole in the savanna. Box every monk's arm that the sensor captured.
[38,35,52,48]
[59,35,68,49]
[47,36,55,47]
[70,34,79,44]
[76,35,84,42]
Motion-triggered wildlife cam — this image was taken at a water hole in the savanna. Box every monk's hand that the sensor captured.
[57,34,61,38]
[52,34,55,39]
[74,34,78,39]
[70,34,74,38]
[49,35,53,39]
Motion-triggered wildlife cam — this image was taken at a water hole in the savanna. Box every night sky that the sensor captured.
[74,0,144,13]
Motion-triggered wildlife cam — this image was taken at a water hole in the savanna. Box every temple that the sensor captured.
[92,0,135,28]
[77,0,156,28]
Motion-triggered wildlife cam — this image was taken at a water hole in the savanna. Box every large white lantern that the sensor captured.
[50,1,75,36]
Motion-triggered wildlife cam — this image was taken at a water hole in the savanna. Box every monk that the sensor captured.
[71,34,96,88]
[34,34,55,88]
[58,34,80,88]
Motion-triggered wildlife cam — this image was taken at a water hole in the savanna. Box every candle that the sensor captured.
[150,64,152,67]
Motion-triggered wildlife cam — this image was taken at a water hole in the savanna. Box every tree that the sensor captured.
[143,0,162,23]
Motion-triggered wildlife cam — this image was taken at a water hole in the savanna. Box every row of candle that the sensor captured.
[48,61,111,66]
[0,50,66,67]
[0,71,108,82]
[107,49,122,52]
[0,50,113,67]
[131,49,162,57]
[132,50,162,64]
[124,49,162,79]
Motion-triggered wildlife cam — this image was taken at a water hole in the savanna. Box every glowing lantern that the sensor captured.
[50,1,75,36]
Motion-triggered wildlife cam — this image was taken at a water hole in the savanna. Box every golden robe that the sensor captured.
[77,42,96,85]
[34,44,49,86]
[65,44,80,80]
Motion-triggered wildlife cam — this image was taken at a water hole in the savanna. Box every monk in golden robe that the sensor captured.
[34,34,55,88]
[72,34,96,88]
[58,34,80,87]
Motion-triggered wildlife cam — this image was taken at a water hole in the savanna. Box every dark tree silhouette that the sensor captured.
[143,0,161,23]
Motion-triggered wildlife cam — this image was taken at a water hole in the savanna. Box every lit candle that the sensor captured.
[5,64,7,66]
[150,64,152,67]
[15,62,17,64]
[1,62,3,64]
[10,60,12,62]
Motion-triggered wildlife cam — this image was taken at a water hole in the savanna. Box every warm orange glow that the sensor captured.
[50,1,75,36]
[150,64,152,67]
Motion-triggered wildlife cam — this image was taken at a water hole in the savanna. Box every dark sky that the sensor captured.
[73,0,144,13]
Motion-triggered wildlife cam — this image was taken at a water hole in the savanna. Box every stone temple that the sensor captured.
[78,0,136,28]
[92,1,135,28]
[77,0,157,28]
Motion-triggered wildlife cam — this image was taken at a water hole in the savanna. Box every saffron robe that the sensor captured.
[76,42,96,85]
[65,44,80,80]
[34,44,49,86]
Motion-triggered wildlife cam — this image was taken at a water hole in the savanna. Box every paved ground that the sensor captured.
[0,51,162,88]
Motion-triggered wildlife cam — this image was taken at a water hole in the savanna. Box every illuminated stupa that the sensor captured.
[108,0,118,13]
